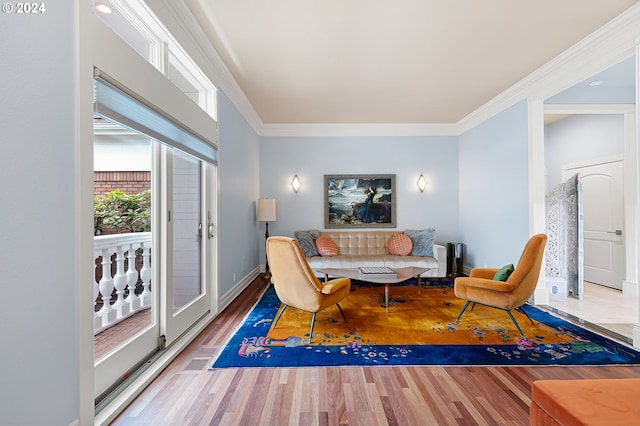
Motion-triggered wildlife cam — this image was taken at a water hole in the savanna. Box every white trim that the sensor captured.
[153,0,262,131]
[158,2,640,137]
[528,99,549,305]
[623,111,638,296]
[561,155,625,173]
[260,123,458,137]
[459,6,640,134]
[78,1,96,424]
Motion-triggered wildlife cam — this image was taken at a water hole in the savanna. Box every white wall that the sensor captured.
[544,114,625,189]
[258,135,459,263]
[0,3,80,425]
[458,100,530,269]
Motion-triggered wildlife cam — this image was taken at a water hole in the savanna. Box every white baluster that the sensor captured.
[98,248,117,327]
[125,243,140,312]
[139,242,152,307]
[94,275,102,333]
[112,245,130,318]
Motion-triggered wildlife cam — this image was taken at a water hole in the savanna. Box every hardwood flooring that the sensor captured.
[112,277,640,425]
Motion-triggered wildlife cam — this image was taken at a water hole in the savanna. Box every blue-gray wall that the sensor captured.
[257,135,460,263]
[0,4,79,425]
[545,56,635,105]
[218,92,262,295]
[545,114,625,190]
[458,100,530,268]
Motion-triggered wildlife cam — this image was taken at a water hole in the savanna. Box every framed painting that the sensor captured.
[324,174,396,228]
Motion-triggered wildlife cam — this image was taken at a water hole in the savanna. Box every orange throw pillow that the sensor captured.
[388,233,413,256]
[315,236,339,257]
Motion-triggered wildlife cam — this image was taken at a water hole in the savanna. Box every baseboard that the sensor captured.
[219,267,261,311]
[533,286,550,306]
[623,280,638,298]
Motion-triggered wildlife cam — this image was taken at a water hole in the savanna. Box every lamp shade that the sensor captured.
[256,198,277,222]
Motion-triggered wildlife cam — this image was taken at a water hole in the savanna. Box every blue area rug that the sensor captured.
[210,281,640,368]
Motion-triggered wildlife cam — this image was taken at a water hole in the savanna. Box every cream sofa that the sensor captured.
[301,230,446,278]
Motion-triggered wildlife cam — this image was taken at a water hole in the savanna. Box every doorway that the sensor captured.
[543,109,637,342]
[563,159,625,291]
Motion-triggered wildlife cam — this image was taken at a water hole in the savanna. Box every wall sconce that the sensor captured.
[291,175,301,193]
[417,174,427,192]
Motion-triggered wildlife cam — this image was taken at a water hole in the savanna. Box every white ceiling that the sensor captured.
[185,0,637,125]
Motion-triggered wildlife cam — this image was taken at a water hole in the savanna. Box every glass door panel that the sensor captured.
[93,116,159,399]
[172,150,203,311]
[162,147,211,346]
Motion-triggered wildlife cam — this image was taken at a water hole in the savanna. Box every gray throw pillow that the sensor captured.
[294,230,321,257]
[405,229,436,257]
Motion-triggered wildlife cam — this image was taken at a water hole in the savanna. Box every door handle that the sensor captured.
[207,211,215,239]
[607,230,623,236]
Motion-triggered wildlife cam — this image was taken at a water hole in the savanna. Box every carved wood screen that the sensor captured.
[545,174,583,299]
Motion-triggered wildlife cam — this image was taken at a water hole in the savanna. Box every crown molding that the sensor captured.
[157,2,640,138]
[153,0,264,132]
[457,3,640,135]
[260,123,458,137]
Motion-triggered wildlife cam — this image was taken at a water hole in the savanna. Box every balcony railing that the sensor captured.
[94,232,152,335]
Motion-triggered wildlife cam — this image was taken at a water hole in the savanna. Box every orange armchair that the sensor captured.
[454,234,547,337]
[266,236,351,343]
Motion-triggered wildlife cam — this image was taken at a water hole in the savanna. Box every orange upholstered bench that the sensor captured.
[530,378,640,425]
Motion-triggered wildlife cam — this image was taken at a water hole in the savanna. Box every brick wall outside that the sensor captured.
[94,171,151,197]
[94,171,151,236]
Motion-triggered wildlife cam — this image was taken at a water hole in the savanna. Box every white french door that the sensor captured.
[95,141,216,400]
[160,147,214,345]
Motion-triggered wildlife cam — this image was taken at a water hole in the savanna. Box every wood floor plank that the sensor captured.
[112,276,640,425]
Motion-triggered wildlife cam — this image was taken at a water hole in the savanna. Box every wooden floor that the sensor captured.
[112,277,640,425]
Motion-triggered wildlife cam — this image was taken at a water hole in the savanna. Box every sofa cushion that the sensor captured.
[388,233,413,256]
[493,264,514,281]
[294,230,320,257]
[405,229,436,257]
[316,236,339,257]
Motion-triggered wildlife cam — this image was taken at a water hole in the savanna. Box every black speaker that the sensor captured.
[454,243,464,276]
[446,243,455,275]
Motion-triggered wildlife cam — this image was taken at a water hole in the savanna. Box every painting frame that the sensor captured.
[324,174,396,228]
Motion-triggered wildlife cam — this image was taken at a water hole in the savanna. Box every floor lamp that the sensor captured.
[257,198,277,278]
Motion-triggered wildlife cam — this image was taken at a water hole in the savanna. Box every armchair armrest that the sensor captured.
[470,268,499,279]
[320,277,351,295]
[460,277,514,293]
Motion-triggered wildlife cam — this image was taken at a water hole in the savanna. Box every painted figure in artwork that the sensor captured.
[356,186,377,222]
